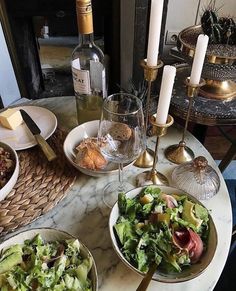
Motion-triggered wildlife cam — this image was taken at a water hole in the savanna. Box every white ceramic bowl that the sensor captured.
[0,142,19,201]
[0,228,98,291]
[63,120,132,177]
[109,185,217,283]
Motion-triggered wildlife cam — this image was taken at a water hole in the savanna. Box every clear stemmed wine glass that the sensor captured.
[98,93,146,207]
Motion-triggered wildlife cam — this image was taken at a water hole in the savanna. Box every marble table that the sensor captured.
[5,96,233,291]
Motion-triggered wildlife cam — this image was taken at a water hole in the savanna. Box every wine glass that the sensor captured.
[98,93,146,207]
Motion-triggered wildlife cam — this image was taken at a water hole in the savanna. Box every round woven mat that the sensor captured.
[0,128,77,237]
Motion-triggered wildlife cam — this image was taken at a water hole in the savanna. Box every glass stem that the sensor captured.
[118,163,124,191]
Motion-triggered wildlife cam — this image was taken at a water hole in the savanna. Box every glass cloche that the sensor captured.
[172,156,220,200]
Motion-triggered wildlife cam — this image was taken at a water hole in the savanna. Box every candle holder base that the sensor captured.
[136,114,174,187]
[134,148,155,168]
[164,78,205,165]
[136,170,169,187]
[134,59,164,169]
[165,141,195,164]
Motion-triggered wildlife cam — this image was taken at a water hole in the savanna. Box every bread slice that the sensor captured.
[75,138,107,170]
[109,122,132,141]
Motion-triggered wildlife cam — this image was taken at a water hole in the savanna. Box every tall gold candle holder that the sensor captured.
[136,114,174,186]
[134,59,164,168]
[165,77,206,164]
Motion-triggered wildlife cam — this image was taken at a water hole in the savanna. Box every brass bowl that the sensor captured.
[177,25,236,100]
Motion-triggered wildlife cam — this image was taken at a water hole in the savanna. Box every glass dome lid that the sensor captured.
[172,156,220,200]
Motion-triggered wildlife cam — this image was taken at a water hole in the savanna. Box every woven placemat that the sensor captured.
[0,128,77,237]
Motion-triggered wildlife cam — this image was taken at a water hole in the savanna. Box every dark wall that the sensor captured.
[3,0,168,99]
[132,0,150,89]
[4,0,111,99]
[6,0,104,37]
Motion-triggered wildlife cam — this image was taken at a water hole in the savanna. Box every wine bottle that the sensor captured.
[72,0,107,124]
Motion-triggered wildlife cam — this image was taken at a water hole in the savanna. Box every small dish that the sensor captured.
[109,185,217,283]
[0,106,57,150]
[0,228,98,291]
[63,120,133,177]
[0,142,19,201]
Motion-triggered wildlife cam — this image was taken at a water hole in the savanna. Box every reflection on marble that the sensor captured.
[3,96,233,291]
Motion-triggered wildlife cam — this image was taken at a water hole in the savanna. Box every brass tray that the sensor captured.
[177,25,236,100]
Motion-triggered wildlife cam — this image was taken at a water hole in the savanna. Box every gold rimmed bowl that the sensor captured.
[0,228,98,290]
[109,185,217,283]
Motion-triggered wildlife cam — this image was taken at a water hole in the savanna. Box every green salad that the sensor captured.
[114,186,209,273]
[0,234,93,290]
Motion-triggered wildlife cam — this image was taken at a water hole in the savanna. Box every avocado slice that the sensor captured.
[182,200,203,229]
[0,252,22,274]
[0,244,22,261]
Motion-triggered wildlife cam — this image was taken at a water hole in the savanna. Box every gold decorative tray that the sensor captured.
[177,25,236,100]
[178,25,236,64]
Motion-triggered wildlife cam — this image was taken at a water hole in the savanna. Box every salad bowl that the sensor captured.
[0,228,98,290]
[109,185,217,283]
[63,120,132,177]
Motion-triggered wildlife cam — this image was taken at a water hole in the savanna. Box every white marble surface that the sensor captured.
[5,97,233,291]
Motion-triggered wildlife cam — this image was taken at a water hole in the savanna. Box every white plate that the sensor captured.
[0,106,57,150]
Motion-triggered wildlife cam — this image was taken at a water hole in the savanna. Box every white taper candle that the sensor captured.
[156,65,176,125]
[147,0,164,67]
[190,34,209,85]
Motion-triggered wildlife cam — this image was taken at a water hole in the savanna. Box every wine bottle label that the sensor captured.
[72,66,91,95]
[72,58,106,96]
[90,60,105,93]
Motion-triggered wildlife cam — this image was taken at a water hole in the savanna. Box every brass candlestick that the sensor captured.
[165,77,206,164]
[136,114,174,186]
[134,59,164,168]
